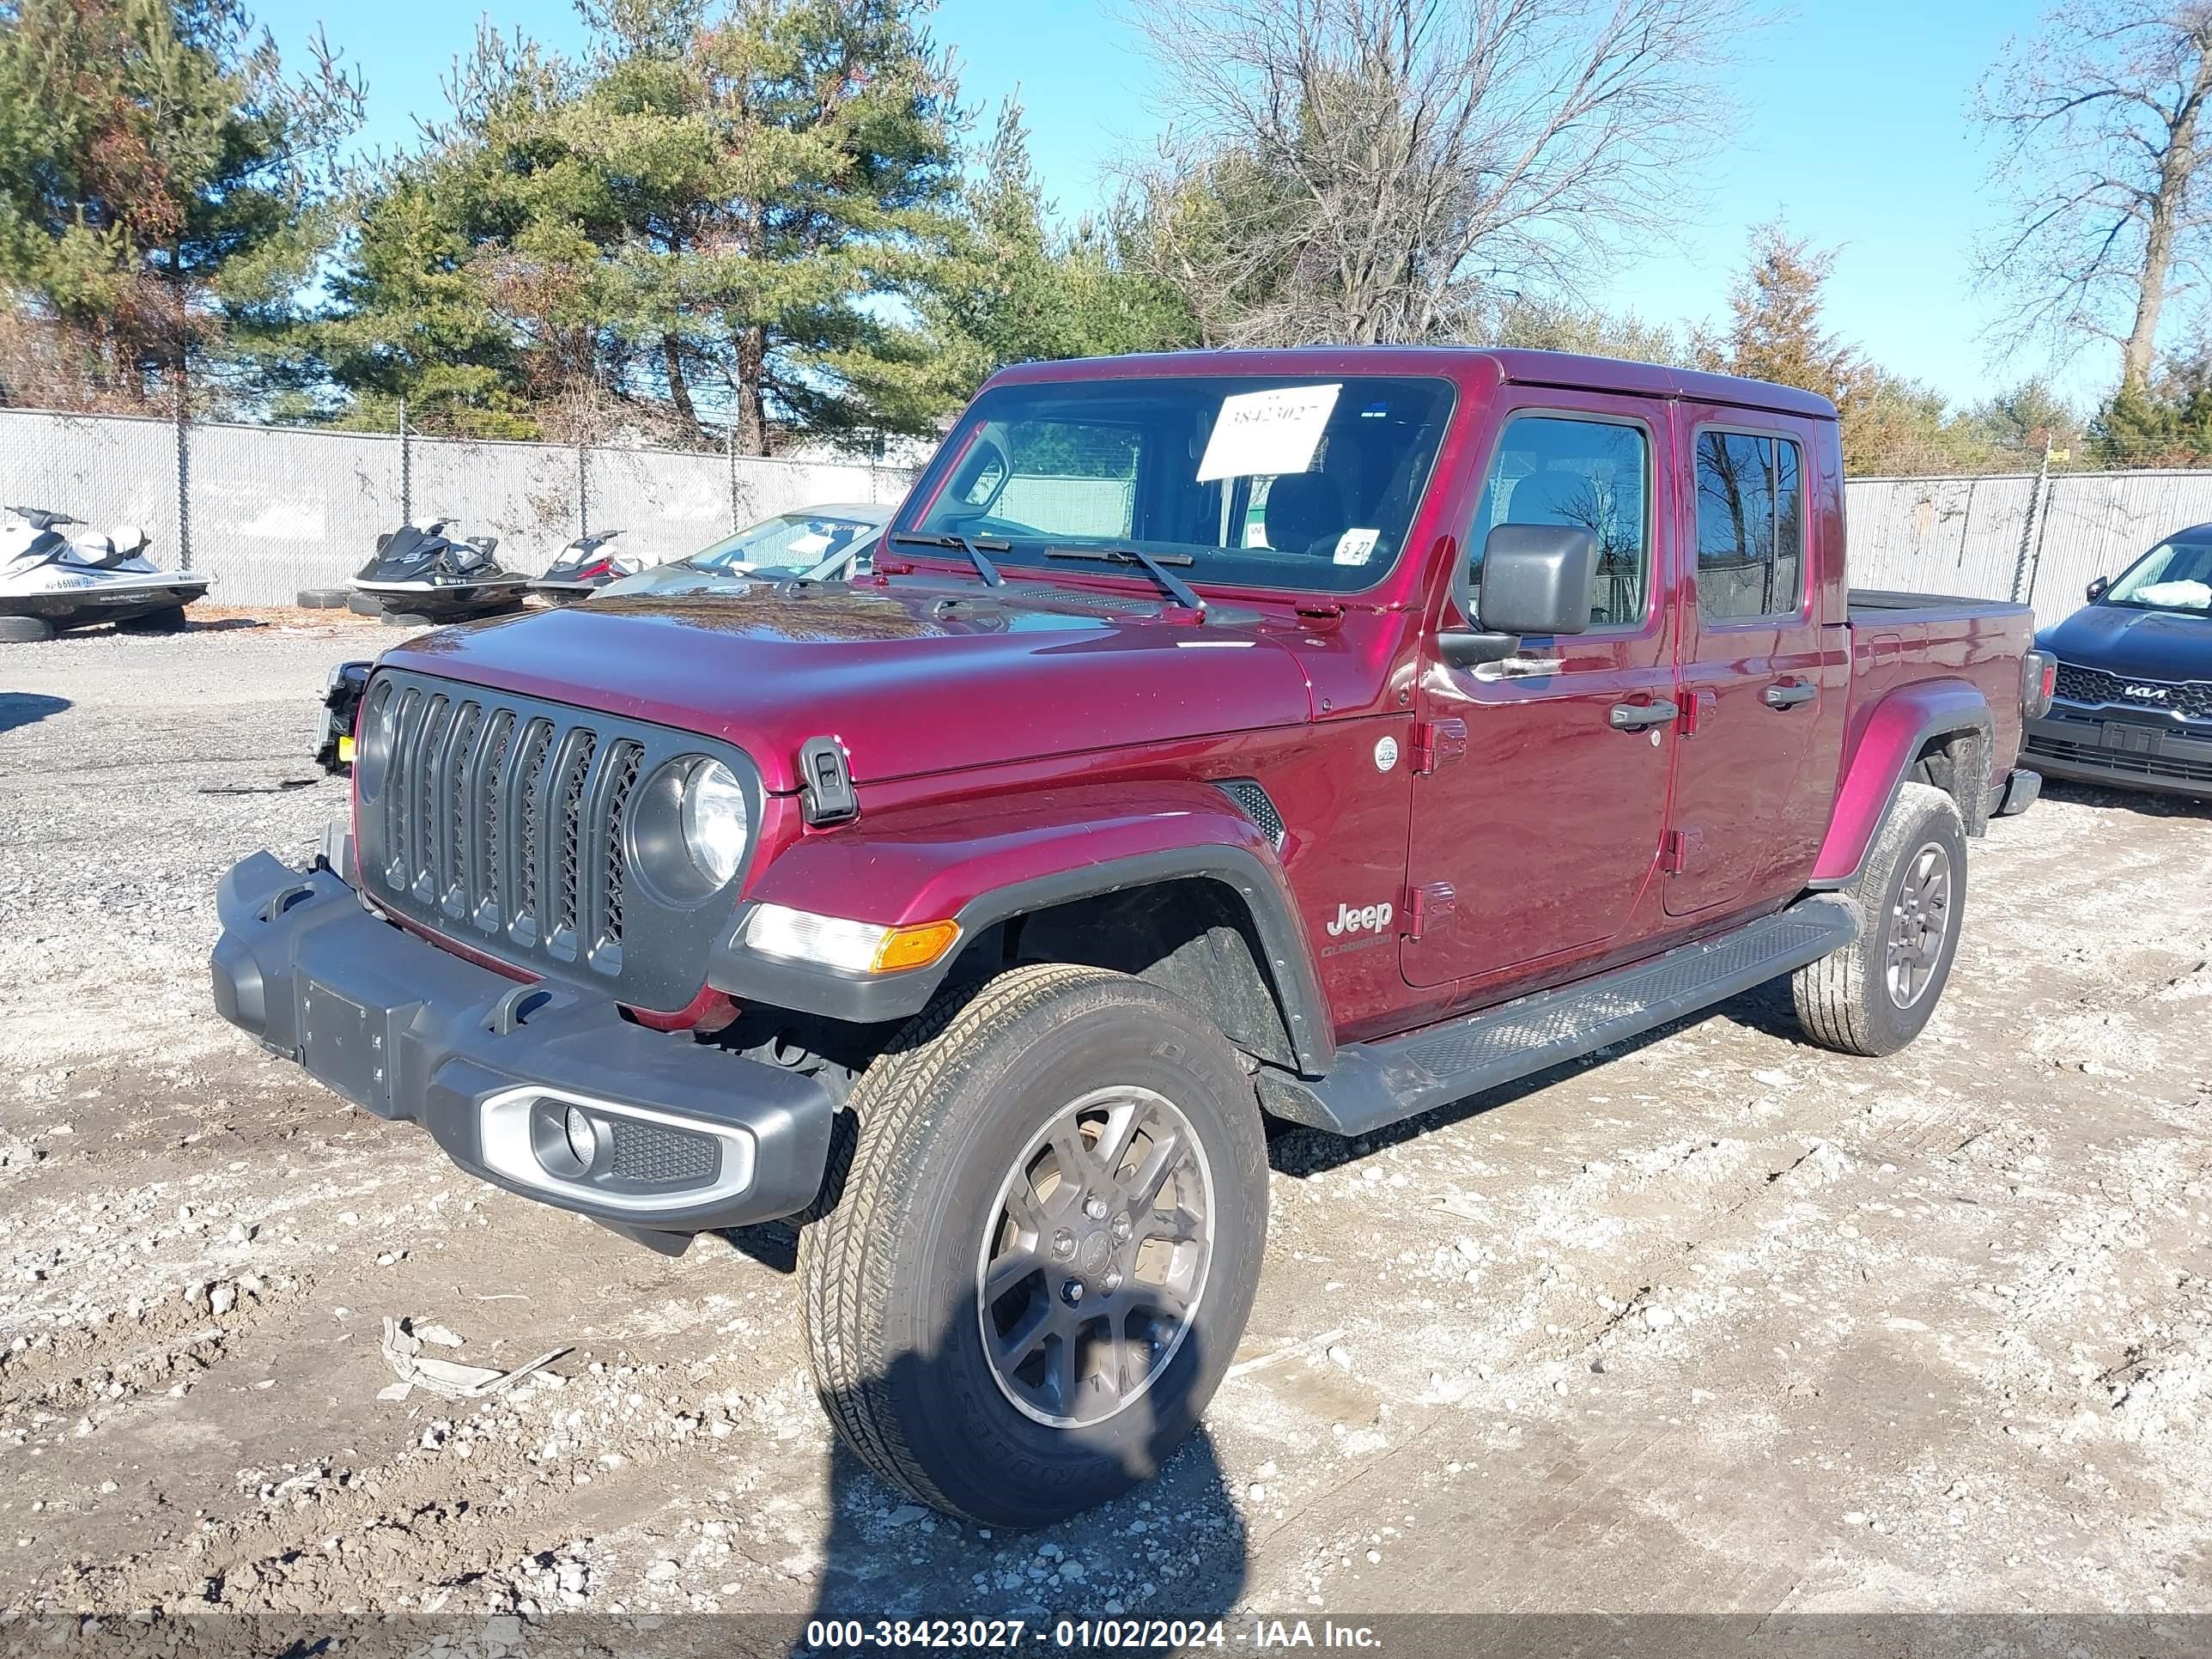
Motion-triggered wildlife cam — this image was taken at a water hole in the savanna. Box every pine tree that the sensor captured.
[0,0,359,410]
[324,0,969,452]
[927,98,1194,386]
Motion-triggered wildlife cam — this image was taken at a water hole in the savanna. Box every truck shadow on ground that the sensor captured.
[704,1205,1251,1638]
[792,1313,1249,1644]
[0,691,70,734]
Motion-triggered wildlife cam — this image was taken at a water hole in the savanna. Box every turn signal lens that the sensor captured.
[872,919,962,973]
[742,903,961,975]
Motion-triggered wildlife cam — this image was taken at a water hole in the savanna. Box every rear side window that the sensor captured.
[1469,414,1650,629]
[1694,431,1805,621]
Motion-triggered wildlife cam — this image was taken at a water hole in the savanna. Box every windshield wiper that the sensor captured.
[1044,545,1205,615]
[887,530,1006,586]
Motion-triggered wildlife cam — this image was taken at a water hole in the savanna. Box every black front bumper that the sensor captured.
[2024,706,2212,799]
[210,851,835,1234]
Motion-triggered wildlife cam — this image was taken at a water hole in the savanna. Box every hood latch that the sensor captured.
[798,736,860,827]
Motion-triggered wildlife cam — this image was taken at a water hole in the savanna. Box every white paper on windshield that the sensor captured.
[1334,528,1380,566]
[2134,578,2212,609]
[1197,384,1341,482]
[787,531,833,556]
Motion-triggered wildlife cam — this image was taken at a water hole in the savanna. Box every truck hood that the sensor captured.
[379,582,1316,790]
[2039,601,2212,683]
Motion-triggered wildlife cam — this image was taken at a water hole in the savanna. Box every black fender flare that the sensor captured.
[708,842,1336,1076]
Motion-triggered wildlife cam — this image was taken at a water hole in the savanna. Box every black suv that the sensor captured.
[2026,526,2212,799]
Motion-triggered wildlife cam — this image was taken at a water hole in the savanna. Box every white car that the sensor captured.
[598,504,890,597]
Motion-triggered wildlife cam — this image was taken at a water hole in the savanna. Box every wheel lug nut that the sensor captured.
[1102,1268,1122,1292]
[1062,1280,1085,1304]
[1084,1195,1109,1221]
[1051,1229,1075,1260]
[1109,1213,1132,1243]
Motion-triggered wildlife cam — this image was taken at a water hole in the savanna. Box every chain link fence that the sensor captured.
[7,403,2209,623]
[0,406,915,606]
[1846,469,2212,626]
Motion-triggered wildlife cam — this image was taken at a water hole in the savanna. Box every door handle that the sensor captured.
[1608,698,1680,732]
[1763,679,1817,710]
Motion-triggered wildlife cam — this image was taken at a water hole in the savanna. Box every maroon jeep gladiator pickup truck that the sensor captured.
[212,348,2050,1526]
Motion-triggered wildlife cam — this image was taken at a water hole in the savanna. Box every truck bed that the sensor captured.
[1844,588,2036,793]
[1848,586,2025,623]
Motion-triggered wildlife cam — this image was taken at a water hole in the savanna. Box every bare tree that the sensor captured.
[1118,0,1760,347]
[1976,4,2212,392]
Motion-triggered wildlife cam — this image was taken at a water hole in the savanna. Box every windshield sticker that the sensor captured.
[1334,527,1380,566]
[787,531,833,556]
[1197,384,1341,482]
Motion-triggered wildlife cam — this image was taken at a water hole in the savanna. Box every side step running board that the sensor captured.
[1259,896,1856,1139]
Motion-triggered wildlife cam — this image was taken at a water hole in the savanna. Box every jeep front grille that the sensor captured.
[359,678,647,975]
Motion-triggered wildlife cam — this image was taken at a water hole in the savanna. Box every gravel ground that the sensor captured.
[3,619,2210,1628]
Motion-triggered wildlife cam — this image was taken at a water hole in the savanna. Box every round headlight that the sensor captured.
[680,759,750,885]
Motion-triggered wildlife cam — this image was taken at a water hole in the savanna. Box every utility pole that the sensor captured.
[173,362,191,572]
[2009,430,2054,605]
[171,240,191,570]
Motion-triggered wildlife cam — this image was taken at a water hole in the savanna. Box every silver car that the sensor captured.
[598,504,890,598]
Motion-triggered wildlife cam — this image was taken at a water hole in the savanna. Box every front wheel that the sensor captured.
[1793,781,1967,1057]
[799,963,1268,1527]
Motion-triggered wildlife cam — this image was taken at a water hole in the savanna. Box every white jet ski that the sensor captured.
[0,507,210,639]
[526,529,641,602]
[349,521,530,623]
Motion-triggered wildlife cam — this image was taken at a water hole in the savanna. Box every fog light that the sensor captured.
[563,1104,599,1169]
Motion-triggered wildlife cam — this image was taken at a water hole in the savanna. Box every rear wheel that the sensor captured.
[117,605,188,634]
[799,963,1267,1527]
[1793,781,1967,1057]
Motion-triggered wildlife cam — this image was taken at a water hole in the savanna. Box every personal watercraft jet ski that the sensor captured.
[0,506,210,638]
[349,521,529,622]
[526,529,641,602]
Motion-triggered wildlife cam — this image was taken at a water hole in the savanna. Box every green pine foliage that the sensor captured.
[0,0,360,410]
[311,0,970,451]
[925,98,1195,386]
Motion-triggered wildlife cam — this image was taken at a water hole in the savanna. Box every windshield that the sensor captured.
[688,513,876,574]
[898,374,1457,593]
[2104,538,2212,614]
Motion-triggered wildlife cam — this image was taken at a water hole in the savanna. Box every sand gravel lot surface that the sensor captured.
[3,619,2209,1641]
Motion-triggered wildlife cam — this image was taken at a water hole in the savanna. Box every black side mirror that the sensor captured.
[1439,524,1599,669]
[2086,575,2110,603]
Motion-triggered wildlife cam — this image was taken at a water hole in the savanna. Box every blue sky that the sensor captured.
[252,0,2080,410]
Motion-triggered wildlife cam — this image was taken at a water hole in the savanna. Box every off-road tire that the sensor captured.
[1793,781,1967,1057]
[0,617,56,643]
[799,963,1268,1527]
[116,605,189,635]
[296,587,349,609]
[348,592,383,617]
